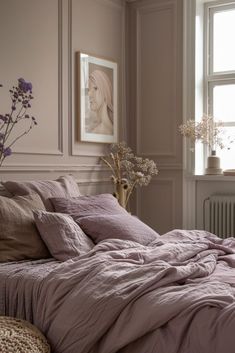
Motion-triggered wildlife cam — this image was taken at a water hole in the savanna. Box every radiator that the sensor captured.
[203,195,235,238]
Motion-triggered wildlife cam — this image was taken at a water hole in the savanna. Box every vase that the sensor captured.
[205,150,222,175]
[114,181,128,209]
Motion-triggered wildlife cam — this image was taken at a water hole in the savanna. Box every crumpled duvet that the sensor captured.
[2,229,235,353]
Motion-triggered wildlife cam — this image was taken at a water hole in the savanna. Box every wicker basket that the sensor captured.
[0,316,50,353]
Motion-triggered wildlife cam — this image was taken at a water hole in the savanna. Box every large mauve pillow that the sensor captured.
[51,193,126,221]
[34,210,94,261]
[3,174,81,211]
[78,214,159,245]
[51,194,159,245]
[0,193,50,262]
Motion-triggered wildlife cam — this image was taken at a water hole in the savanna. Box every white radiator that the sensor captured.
[203,195,235,238]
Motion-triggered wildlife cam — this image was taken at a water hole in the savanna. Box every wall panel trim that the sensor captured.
[0,164,109,173]
[13,0,64,156]
[136,1,178,158]
[136,177,176,228]
[71,0,126,157]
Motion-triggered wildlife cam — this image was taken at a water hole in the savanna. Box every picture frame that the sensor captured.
[77,52,118,143]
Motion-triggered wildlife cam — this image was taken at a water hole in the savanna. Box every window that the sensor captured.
[206,3,235,169]
[194,1,235,173]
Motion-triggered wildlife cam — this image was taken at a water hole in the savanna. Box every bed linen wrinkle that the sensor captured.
[1,231,235,352]
[0,259,59,321]
[34,234,235,353]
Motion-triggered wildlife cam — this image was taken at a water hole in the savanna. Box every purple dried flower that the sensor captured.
[18,78,33,93]
[0,115,8,122]
[0,78,37,167]
[3,147,12,157]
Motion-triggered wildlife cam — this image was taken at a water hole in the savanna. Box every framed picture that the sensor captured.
[77,52,118,143]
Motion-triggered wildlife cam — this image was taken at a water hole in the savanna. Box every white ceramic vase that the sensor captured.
[205,150,222,175]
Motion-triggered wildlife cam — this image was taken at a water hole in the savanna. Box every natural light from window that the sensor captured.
[215,127,235,169]
[213,85,235,122]
[213,9,235,72]
[213,85,235,169]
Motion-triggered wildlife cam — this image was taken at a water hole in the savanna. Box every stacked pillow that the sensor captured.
[1,174,94,262]
[3,174,81,211]
[1,175,159,263]
[33,211,94,261]
[51,194,159,246]
[0,193,50,262]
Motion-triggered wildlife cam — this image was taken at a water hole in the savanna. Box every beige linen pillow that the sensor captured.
[0,183,12,197]
[34,210,94,261]
[3,174,81,211]
[0,193,50,262]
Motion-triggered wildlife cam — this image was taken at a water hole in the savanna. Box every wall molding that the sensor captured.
[68,0,73,156]
[136,177,176,229]
[13,0,64,156]
[77,178,111,185]
[182,0,196,228]
[135,1,178,157]
[58,0,64,154]
[96,0,125,10]
[157,163,183,170]
[71,0,126,157]
[0,163,109,173]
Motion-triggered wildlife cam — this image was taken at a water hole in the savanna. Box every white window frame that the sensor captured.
[182,0,235,229]
[204,2,235,155]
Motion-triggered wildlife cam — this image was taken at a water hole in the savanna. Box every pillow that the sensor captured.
[51,193,127,222]
[3,174,81,211]
[51,194,159,245]
[0,193,50,262]
[78,214,158,245]
[34,210,94,261]
[0,183,12,197]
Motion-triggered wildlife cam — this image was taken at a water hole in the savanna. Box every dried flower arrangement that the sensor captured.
[100,142,158,209]
[0,78,37,167]
[179,114,233,153]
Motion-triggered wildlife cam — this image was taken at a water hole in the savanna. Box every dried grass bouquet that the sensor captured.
[101,142,158,209]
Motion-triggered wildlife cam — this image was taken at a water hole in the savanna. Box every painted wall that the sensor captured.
[0,0,183,233]
[126,0,183,234]
[0,0,125,194]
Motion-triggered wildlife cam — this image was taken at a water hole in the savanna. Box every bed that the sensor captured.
[1,175,235,353]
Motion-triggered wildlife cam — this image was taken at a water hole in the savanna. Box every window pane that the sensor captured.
[213,84,235,122]
[213,8,235,72]
[216,127,235,170]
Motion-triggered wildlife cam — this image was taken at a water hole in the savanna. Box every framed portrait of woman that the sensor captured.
[77,52,118,143]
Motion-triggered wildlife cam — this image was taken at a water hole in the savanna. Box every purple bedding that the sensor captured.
[1,229,235,353]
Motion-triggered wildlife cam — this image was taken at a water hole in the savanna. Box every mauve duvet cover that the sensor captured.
[1,229,235,353]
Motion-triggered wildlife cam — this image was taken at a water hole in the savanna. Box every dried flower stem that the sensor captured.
[0,78,37,167]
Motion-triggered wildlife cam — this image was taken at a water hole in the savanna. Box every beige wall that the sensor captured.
[126,0,183,234]
[0,0,125,195]
[0,0,183,233]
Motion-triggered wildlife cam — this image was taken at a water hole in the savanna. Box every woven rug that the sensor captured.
[0,316,50,353]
